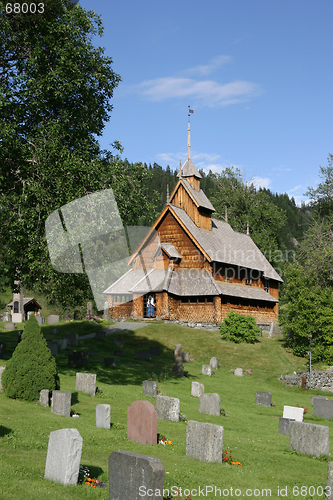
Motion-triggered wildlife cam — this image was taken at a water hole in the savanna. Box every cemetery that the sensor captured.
[1,317,333,499]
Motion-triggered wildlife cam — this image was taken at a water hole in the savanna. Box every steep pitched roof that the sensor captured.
[169,204,283,282]
[177,159,202,179]
[181,178,215,212]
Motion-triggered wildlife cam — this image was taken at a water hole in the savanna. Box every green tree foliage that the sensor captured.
[0,1,157,308]
[219,310,260,344]
[305,154,333,217]
[210,168,287,263]
[2,315,59,400]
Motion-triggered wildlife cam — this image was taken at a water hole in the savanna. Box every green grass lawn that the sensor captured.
[0,322,331,500]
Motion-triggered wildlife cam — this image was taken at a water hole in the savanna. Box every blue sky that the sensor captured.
[78,0,332,204]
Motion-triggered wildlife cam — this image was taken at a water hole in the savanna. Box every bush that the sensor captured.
[2,315,59,400]
[219,311,260,343]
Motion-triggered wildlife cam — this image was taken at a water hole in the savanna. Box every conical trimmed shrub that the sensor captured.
[2,315,59,400]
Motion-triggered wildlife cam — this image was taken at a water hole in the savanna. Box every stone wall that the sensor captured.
[279,368,333,392]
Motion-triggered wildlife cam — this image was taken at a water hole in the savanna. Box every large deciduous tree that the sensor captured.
[0,1,156,309]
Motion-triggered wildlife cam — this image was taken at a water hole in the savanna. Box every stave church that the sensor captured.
[103,123,282,327]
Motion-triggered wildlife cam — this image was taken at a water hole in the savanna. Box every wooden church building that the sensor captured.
[104,124,282,326]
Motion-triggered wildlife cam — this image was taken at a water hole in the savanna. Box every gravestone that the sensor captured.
[114,350,124,357]
[283,405,304,422]
[279,417,294,435]
[109,450,165,500]
[64,334,78,347]
[127,400,158,445]
[191,381,204,397]
[234,368,243,377]
[255,391,272,407]
[0,342,6,359]
[12,312,23,323]
[51,390,71,417]
[36,316,45,325]
[198,393,221,416]
[114,337,124,348]
[47,341,58,357]
[135,352,150,360]
[289,421,329,457]
[327,462,333,500]
[210,357,219,370]
[44,428,82,485]
[202,365,212,376]
[96,404,110,429]
[95,331,106,340]
[186,420,223,463]
[104,357,116,368]
[182,352,190,363]
[172,343,184,377]
[4,322,15,330]
[47,315,60,325]
[2,311,10,322]
[68,350,89,367]
[155,395,180,422]
[103,301,111,321]
[311,395,327,406]
[75,372,96,397]
[52,328,59,335]
[87,301,93,317]
[149,346,161,356]
[39,389,50,407]
[0,366,5,392]
[55,338,67,350]
[143,380,157,398]
[313,399,333,420]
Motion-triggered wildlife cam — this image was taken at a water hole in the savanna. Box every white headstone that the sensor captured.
[44,428,83,485]
[283,405,304,422]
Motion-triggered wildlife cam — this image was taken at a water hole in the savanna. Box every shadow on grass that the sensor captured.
[0,426,12,437]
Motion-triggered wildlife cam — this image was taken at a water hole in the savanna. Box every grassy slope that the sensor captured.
[0,322,330,500]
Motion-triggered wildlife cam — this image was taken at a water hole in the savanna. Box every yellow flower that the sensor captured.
[168,440,172,445]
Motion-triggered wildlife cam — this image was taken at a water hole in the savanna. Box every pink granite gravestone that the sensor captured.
[127,400,158,445]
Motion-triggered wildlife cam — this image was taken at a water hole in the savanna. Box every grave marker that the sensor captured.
[95,331,106,340]
[182,352,190,363]
[109,450,165,500]
[104,357,116,368]
[155,395,180,422]
[289,421,329,457]
[96,404,110,429]
[172,344,184,377]
[255,391,272,407]
[234,368,243,376]
[51,390,71,417]
[210,357,219,370]
[191,381,204,398]
[143,380,157,398]
[186,420,223,463]
[39,389,50,407]
[75,372,96,397]
[202,365,212,376]
[47,315,60,325]
[198,393,220,416]
[44,428,82,485]
[47,341,58,357]
[0,366,5,392]
[135,352,150,360]
[64,334,78,347]
[127,400,158,445]
[327,462,333,500]
[313,399,333,420]
[114,337,124,348]
[279,417,294,435]
[283,405,304,422]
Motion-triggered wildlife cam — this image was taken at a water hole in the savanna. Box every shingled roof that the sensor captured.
[170,204,282,282]
[177,159,202,179]
[181,178,215,212]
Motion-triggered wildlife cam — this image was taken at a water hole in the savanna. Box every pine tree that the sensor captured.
[2,315,59,401]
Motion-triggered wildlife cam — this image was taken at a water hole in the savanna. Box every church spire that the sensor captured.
[188,106,193,160]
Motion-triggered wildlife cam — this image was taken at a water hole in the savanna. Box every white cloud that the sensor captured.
[247,176,271,189]
[182,55,232,76]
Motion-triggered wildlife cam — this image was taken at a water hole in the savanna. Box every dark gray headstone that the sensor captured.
[155,395,180,421]
[39,389,50,407]
[279,417,294,435]
[36,315,45,325]
[143,380,157,397]
[289,420,329,457]
[47,315,60,325]
[44,428,82,485]
[51,390,71,417]
[75,372,96,397]
[64,333,78,346]
[0,342,6,359]
[114,350,124,357]
[109,450,165,500]
[47,341,58,357]
[51,328,59,335]
[96,404,110,429]
[311,395,327,406]
[135,352,150,360]
[172,343,184,377]
[210,357,219,369]
[95,331,106,340]
[68,350,89,367]
[104,357,116,368]
[255,391,272,407]
[199,393,220,416]
[313,399,333,420]
[191,381,204,397]
[114,337,124,348]
[149,346,161,356]
[186,420,223,463]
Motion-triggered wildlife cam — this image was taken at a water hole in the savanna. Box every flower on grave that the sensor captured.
[190,358,195,362]
[158,434,172,445]
[179,412,187,422]
[229,369,234,372]
[223,449,241,466]
[70,410,80,417]
[245,369,252,375]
